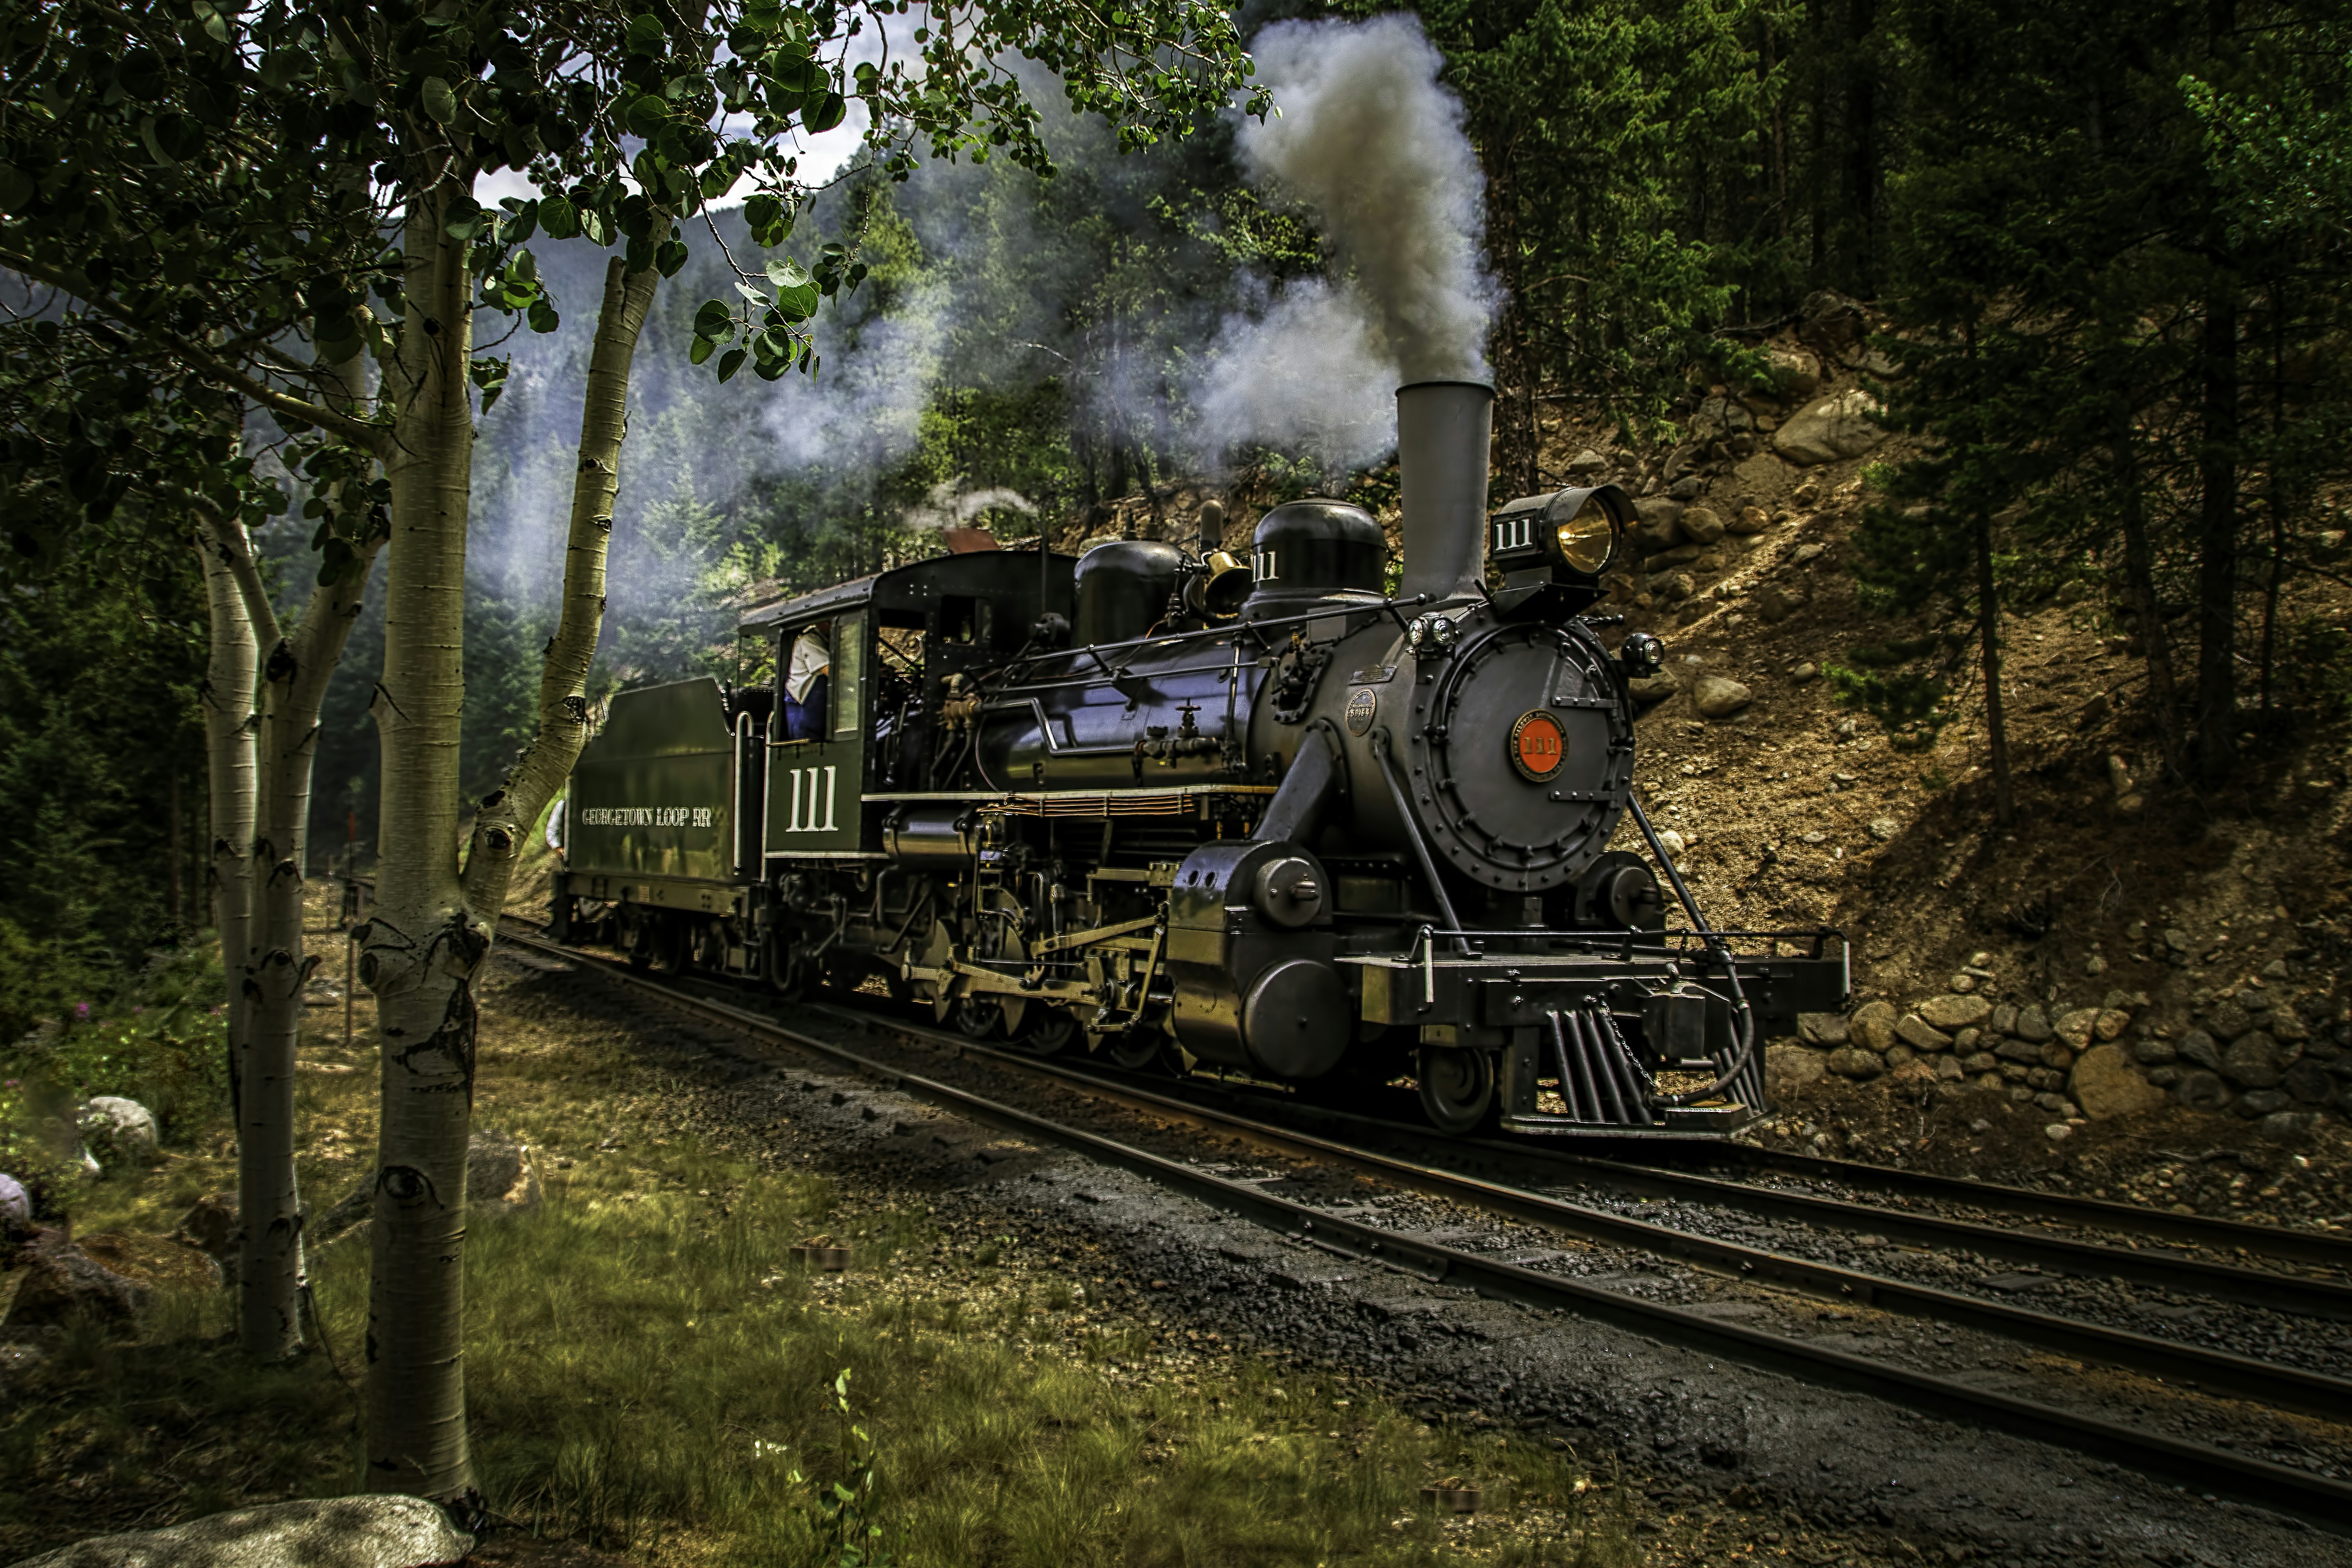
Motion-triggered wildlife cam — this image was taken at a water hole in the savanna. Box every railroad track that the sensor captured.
[487,926,2352,1530]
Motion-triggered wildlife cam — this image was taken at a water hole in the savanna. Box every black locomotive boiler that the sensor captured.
[552,382,1847,1135]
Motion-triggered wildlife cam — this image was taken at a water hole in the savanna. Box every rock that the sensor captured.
[2234,1089,2291,1118]
[467,1129,541,1217]
[1679,506,1727,544]
[2093,1009,2130,1042]
[1987,1003,2018,1036]
[1850,1001,1899,1054]
[1993,1039,2041,1064]
[1692,676,1752,719]
[2054,1008,2102,1050]
[1895,1014,1952,1052]
[2269,1002,2310,1042]
[77,1096,158,1171]
[1886,1044,1919,1070]
[1954,1027,1981,1051]
[1669,475,1702,501]
[2220,1032,2284,1089]
[2083,953,2109,977]
[2176,1029,2223,1072]
[74,1232,222,1294]
[0,1173,25,1229]
[1729,505,1772,536]
[1634,497,1686,552]
[1767,1043,1828,1094]
[0,1234,148,1332]
[1962,1052,1998,1072]
[1627,671,1681,705]
[2013,1006,2054,1044]
[1866,817,1898,843]
[2239,988,2273,1012]
[1754,585,1807,623]
[1568,448,1609,476]
[1790,662,1818,682]
[2069,1044,2169,1120]
[2040,1044,2076,1072]
[2259,1111,2322,1141]
[4,1496,474,1568]
[1826,1048,1884,1081]
[2131,1036,2178,1066]
[173,1193,239,1273]
[2281,1059,2337,1106]
[1766,346,1821,398]
[1946,973,1977,995]
[2174,1070,2231,1111]
[2044,1123,2073,1143]
[1934,1056,1965,1082]
[1797,291,1869,362]
[1654,571,1697,603]
[1790,542,1826,567]
[2146,1065,2181,1087]
[1915,994,1991,1032]
[1773,389,1887,465]
[1798,1013,1850,1048]
[2205,999,2254,1041]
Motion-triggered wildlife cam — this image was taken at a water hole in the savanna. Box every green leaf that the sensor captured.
[0,164,30,211]
[625,12,667,55]
[693,299,735,337]
[654,238,689,277]
[689,334,717,365]
[806,91,847,134]
[625,92,671,139]
[716,347,747,382]
[742,192,790,246]
[734,280,768,304]
[539,198,580,240]
[526,298,559,333]
[772,279,819,321]
[421,76,458,125]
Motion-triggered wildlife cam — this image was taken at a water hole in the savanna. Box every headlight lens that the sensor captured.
[1553,512,1617,574]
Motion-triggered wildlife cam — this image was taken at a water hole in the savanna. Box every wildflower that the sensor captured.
[73,1002,90,1021]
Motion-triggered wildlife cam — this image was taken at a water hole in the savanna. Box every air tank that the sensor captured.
[1074,540,1181,645]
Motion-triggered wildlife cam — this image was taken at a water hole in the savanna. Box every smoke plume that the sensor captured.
[1239,14,1497,385]
[1178,13,1499,470]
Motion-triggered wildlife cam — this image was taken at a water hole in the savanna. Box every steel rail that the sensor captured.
[803,1001,2352,1317]
[1629,1143,2352,1274]
[797,1003,2352,1419]
[493,932,2352,1529]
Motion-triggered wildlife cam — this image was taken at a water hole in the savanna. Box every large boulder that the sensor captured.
[1692,676,1753,720]
[2220,1032,2284,1089]
[73,1232,221,1294]
[466,1129,542,1218]
[1825,1048,1884,1081]
[1850,1001,1899,1054]
[0,1173,27,1229]
[1773,389,1887,465]
[1915,994,1992,1032]
[1767,1043,1827,1096]
[1,1233,147,1333]
[2068,1045,2168,1121]
[3,1496,473,1568]
[1633,498,1685,554]
[77,1097,158,1172]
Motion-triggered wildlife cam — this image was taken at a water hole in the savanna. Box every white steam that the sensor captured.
[1182,14,1500,469]
[1186,277,1396,472]
[902,481,1037,532]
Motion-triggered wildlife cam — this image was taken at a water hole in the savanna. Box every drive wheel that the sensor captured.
[953,997,1008,1040]
[1014,1006,1077,1057]
[1416,1046,1496,1135]
[1102,1029,1175,1073]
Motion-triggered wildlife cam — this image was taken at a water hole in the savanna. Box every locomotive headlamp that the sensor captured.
[1554,510,1617,573]
[1490,483,1635,583]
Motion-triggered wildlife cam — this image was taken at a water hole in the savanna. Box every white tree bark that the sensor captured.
[194,518,258,1123]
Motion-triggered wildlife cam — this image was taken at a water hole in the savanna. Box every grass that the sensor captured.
[4,912,1644,1567]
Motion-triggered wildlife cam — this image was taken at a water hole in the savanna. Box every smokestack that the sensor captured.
[1395,381,1496,603]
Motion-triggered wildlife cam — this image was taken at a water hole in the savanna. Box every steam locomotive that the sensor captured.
[550,382,1846,1135]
